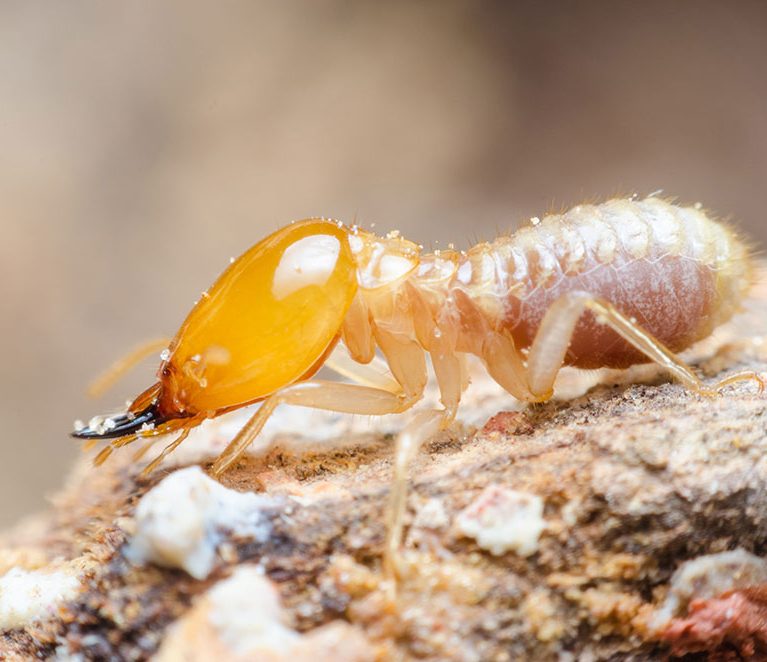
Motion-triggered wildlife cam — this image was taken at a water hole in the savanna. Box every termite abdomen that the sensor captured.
[486,198,750,369]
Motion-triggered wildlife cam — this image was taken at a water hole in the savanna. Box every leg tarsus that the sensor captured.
[384,408,451,583]
[710,370,765,396]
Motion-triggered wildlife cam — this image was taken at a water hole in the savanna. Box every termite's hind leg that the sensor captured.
[209,380,415,477]
[711,370,765,393]
[88,337,171,398]
[526,292,765,399]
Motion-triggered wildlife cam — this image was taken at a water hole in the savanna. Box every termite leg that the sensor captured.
[88,338,171,398]
[141,427,193,477]
[93,445,114,467]
[430,319,466,419]
[324,345,400,392]
[526,292,765,399]
[341,293,376,364]
[384,338,463,583]
[80,438,100,452]
[384,408,451,582]
[481,331,537,401]
[374,329,428,402]
[132,439,156,462]
[209,380,416,476]
[712,370,765,393]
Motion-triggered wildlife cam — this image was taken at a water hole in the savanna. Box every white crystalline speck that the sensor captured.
[73,420,85,432]
[413,498,449,530]
[0,568,80,631]
[208,566,299,655]
[155,565,375,660]
[160,349,171,361]
[125,466,275,579]
[88,415,107,435]
[455,484,546,556]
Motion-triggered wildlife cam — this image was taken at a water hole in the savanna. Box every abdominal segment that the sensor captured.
[502,256,720,369]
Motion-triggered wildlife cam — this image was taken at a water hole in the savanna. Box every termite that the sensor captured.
[73,196,764,578]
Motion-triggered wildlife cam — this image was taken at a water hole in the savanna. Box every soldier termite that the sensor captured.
[73,196,764,580]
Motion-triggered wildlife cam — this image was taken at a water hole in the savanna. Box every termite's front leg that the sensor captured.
[525,291,765,399]
[209,380,415,476]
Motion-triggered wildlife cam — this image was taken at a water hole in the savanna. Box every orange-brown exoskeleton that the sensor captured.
[74,197,764,578]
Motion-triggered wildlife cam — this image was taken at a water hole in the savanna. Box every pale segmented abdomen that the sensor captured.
[452,198,752,369]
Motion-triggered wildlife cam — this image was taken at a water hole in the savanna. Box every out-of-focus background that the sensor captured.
[1,1,766,526]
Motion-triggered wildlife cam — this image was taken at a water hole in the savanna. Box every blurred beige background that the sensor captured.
[1,1,766,526]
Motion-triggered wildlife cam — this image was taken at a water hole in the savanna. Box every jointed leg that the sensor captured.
[384,408,452,582]
[210,380,416,476]
[481,331,538,402]
[375,329,428,401]
[430,324,466,419]
[384,338,466,584]
[325,344,401,392]
[526,292,765,399]
[141,427,193,476]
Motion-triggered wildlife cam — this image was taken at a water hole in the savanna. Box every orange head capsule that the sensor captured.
[73,220,358,440]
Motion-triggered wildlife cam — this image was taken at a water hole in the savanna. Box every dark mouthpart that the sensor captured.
[71,402,166,440]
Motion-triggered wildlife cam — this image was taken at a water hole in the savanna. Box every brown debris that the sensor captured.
[481,411,534,436]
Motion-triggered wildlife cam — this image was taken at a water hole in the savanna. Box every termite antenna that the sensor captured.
[71,402,167,440]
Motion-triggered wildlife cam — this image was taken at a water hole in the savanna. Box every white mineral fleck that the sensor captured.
[88,415,107,435]
[156,565,373,661]
[208,566,299,654]
[125,466,275,579]
[413,498,449,530]
[455,484,545,556]
[0,567,80,631]
[650,548,767,630]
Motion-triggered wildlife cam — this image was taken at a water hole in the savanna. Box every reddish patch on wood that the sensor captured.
[661,585,767,659]
[481,411,533,436]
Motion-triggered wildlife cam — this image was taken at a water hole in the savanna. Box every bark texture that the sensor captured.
[3,274,767,661]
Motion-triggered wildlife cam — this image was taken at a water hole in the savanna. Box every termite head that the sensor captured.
[73,219,360,442]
